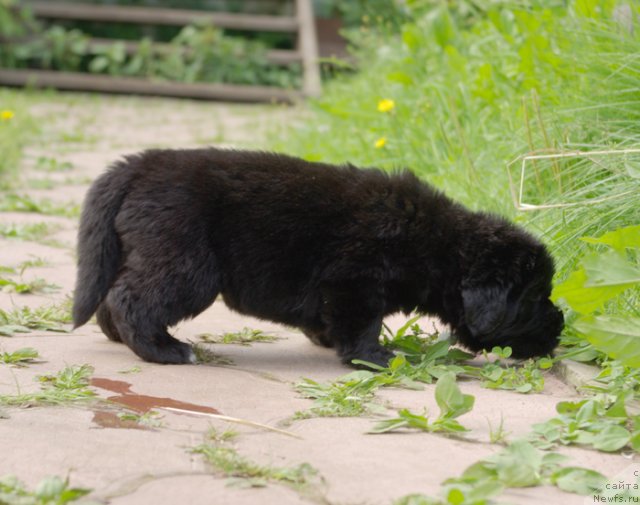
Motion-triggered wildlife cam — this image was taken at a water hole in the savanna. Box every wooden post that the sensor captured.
[296,0,321,98]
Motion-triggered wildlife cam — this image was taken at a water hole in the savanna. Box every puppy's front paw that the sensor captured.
[136,339,196,365]
[343,345,394,369]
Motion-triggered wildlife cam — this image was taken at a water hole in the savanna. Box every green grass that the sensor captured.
[0,222,57,241]
[0,347,40,367]
[271,3,640,278]
[0,193,81,218]
[0,275,60,295]
[0,475,91,505]
[0,300,72,336]
[191,342,234,365]
[294,370,385,419]
[0,364,96,407]
[0,89,40,187]
[198,327,280,345]
[193,443,321,492]
[395,440,607,504]
[370,372,474,435]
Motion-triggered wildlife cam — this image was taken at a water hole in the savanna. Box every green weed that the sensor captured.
[487,415,509,445]
[378,325,550,394]
[395,440,607,504]
[206,426,239,444]
[192,342,234,365]
[0,475,91,505]
[26,176,92,190]
[294,370,385,419]
[462,347,550,394]
[193,444,322,492]
[529,361,640,454]
[34,156,74,172]
[0,301,72,336]
[371,372,474,435]
[553,225,640,367]
[117,410,164,428]
[198,327,280,345]
[0,89,39,183]
[0,347,39,366]
[17,257,49,270]
[295,326,553,420]
[117,366,141,374]
[0,275,60,295]
[0,364,96,407]
[0,193,81,218]
[0,222,59,243]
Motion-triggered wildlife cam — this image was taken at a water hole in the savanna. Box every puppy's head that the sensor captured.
[455,232,563,359]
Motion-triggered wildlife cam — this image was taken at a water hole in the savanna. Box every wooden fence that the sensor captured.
[0,0,321,102]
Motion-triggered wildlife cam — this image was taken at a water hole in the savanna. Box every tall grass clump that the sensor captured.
[273,0,639,273]
[0,89,39,187]
[272,0,640,359]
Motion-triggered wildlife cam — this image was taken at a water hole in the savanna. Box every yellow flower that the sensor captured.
[1,110,15,121]
[377,99,395,113]
[374,137,387,149]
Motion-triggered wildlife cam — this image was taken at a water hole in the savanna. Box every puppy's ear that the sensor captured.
[461,285,508,339]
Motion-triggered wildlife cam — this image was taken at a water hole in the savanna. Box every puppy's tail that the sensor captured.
[72,159,135,328]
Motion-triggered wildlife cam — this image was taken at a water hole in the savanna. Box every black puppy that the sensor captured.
[73,148,563,366]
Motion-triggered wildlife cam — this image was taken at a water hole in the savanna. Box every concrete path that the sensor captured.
[0,93,632,504]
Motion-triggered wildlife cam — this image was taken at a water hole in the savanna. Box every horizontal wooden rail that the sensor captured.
[24,1,299,32]
[88,38,302,65]
[0,68,300,102]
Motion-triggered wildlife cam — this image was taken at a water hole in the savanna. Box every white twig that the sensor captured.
[507,148,640,211]
[159,407,303,439]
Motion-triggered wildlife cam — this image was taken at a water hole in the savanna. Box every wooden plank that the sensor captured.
[88,38,302,65]
[295,0,321,97]
[0,69,300,103]
[25,1,299,32]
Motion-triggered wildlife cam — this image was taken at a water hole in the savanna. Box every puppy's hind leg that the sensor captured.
[96,302,122,342]
[104,259,220,364]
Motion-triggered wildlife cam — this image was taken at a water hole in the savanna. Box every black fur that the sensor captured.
[73,148,563,366]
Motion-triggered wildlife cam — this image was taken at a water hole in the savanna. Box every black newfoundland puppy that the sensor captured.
[73,148,563,366]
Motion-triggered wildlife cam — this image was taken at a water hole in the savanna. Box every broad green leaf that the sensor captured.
[490,441,543,487]
[459,461,497,481]
[575,400,600,424]
[35,476,66,500]
[495,458,540,487]
[394,408,431,431]
[541,452,569,466]
[581,224,640,252]
[574,315,640,367]
[446,488,465,505]
[551,467,607,495]
[434,418,469,433]
[401,24,422,51]
[583,250,640,287]
[395,314,423,339]
[435,372,475,419]
[387,71,414,86]
[552,265,633,314]
[630,430,640,451]
[370,418,409,434]
[591,425,631,452]
[432,8,456,48]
